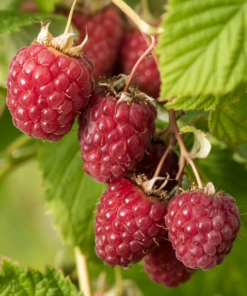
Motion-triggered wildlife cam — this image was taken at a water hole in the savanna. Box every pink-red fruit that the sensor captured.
[165,190,241,270]
[78,87,157,183]
[94,178,167,267]
[120,32,160,98]
[144,238,195,288]
[72,7,123,80]
[7,44,94,141]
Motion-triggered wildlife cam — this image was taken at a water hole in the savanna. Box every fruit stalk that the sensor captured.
[152,142,174,178]
[169,109,203,188]
[75,247,92,296]
[124,36,155,92]
[114,266,123,296]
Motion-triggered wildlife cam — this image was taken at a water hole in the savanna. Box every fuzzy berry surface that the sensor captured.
[95,178,168,267]
[144,238,195,288]
[72,7,123,80]
[78,87,157,183]
[165,191,241,270]
[6,44,95,141]
[135,142,179,192]
[120,32,160,98]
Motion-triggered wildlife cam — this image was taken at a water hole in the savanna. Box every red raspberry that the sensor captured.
[6,25,94,142]
[165,189,241,270]
[120,32,160,98]
[135,142,179,192]
[72,7,123,80]
[94,178,167,267]
[78,86,157,183]
[144,238,195,288]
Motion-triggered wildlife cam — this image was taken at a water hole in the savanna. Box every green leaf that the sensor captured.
[0,87,6,118]
[38,131,106,262]
[180,126,211,158]
[166,84,247,111]
[209,99,247,145]
[0,257,79,296]
[158,0,247,98]
[0,11,67,37]
[34,0,60,13]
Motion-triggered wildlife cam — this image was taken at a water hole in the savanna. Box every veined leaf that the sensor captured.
[0,257,79,296]
[38,131,106,262]
[209,99,247,145]
[158,0,247,98]
[166,84,247,111]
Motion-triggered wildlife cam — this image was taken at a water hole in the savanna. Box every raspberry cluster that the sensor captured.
[5,2,242,291]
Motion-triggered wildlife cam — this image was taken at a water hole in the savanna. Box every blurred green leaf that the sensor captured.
[0,257,79,295]
[34,0,60,13]
[38,131,106,262]
[157,0,247,98]
[0,87,6,118]
[0,0,23,10]
[166,84,247,111]
[209,99,247,145]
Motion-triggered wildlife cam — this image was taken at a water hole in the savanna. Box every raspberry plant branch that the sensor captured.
[114,266,123,296]
[110,0,163,36]
[0,135,37,183]
[153,142,174,179]
[75,247,92,296]
[124,36,155,92]
[169,109,203,189]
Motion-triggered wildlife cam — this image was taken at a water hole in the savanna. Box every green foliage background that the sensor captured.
[0,0,247,295]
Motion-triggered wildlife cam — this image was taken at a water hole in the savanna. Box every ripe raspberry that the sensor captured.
[78,86,157,183]
[120,32,160,98]
[94,178,167,267]
[165,187,241,270]
[144,238,195,288]
[135,142,179,192]
[72,7,123,80]
[6,21,94,142]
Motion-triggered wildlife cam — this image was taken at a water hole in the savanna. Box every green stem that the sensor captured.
[114,266,123,296]
[64,0,77,34]
[6,134,32,157]
[75,247,92,296]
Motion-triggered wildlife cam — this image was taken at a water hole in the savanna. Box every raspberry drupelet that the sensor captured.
[165,183,241,270]
[94,178,168,267]
[78,84,157,183]
[144,238,195,288]
[72,7,123,80]
[6,19,95,142]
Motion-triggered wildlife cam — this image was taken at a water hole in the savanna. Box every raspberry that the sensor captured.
[144,238,195,288]
[78,86,157,183]
[94,178,167,267]
[72,7,123,80]
[6,23,95,142]
[120,32,160,98]
[165,187,241,270]
[135,142,179,192]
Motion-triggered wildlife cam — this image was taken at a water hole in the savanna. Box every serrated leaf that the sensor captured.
[157,0,247,98]
[166,84,247,111]
[180,126,211,158]
[0,257,79,296]
[38,131,106,262]
[209,99,247,145]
